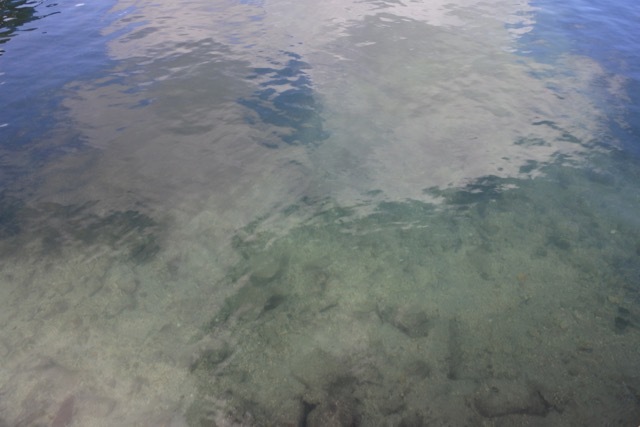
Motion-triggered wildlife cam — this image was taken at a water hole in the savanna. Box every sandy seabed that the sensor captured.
[1,148,640,426]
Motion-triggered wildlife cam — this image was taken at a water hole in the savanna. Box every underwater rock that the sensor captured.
[38,298,70,320]
[406,359,432,379]
[187,339,232,372]
[249,253,286,286]
[378,304,432,338]
[129,236,160,264]
[103,265,138,295]
[0,339,9,358]
[447,317,463,380]
[546,234,571,251]
[399,411,426,427]
[613,306,636,334]
[263,293,286,312]
[103,294,136,318]
[466,248,494,280]
[614,316,631,333]
[473,379,551,418]
[77,394,116,419]
[304,265,332,294]
[305,398,359,427]
[51,395,75,427]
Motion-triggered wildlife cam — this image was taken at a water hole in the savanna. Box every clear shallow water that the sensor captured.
[1,0,639,426]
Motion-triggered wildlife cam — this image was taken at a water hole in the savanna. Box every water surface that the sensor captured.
[1,0,639,425]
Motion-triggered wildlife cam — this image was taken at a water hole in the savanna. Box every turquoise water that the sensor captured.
[1,0,639,425]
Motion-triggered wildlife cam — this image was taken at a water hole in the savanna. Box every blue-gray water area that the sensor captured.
[1,0,639,426]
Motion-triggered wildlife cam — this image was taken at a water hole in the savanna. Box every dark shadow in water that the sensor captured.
[239,51,329,148]
[428,175,508,207]
[0,0,59,55]
[0,192,160,264]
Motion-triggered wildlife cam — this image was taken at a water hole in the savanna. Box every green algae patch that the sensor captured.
[188,162,640,425]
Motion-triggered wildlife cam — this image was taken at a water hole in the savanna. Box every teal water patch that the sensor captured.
[239,51,329,148]
[187,151,640,425]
